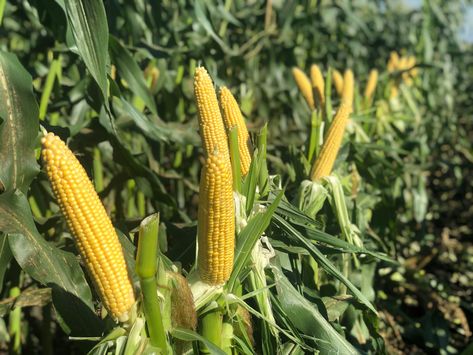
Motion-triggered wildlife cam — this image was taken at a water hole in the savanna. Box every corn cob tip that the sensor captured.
[341,69,355,107]
[219,86,230,99]
[292,67,315,110]
[219,86,232,107]
[219,85,252,177]
[194,66,210,83]
[310,64,325,107]
[332,69,344,95]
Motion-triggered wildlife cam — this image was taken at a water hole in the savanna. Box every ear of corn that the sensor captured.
[403,55,417,85]
[387,52,418,97]
[310,64,325,108]
[219,87,252,177]
[310,102,351,181]
[342,69,355,107]
[364,69,379,103]
[292,67,315,110]
[332,69,344,96]
[41,132,135,322]
[194,67,235,285]
[387,51,399,72]
[406,55,418,77]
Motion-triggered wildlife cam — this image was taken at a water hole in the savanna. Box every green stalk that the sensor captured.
[136,214,168,352]
[229,126,242,193]
[28,196,43,219]
[309,257,319,290]
[173,150,183,168]
[200,308,223,352]
[39,56,62,121]
[8,287,21,355]
[175,65,184,85]
[218,0,233,37]
[186,144,193,158]
[137,191,146,216]
[307,110,322,164]
[126,179,137,218]
[93,148,104,193]
[257,123,269,196]
[221,320,234,354]
[340,254,349,296]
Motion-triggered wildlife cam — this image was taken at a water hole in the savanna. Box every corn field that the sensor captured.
[0,0,472,354]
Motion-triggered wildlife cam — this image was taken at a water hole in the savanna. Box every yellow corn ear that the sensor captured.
[341,69,355,108]
[332,69,344,96]
[364,69,378,103]
[194,67,235,285]
[310,102,351,180]
[402,55,417,85]
[406,55,418,77]
[310,64,325,108]
[41,133,135,322]
[292,67,315,110]
[398,56,408,70]
[389,85,399,99]
[387,51,399,72]
[219,87,252,177]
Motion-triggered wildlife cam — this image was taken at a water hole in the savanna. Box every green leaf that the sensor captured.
[227,190,284,291]
[273,214,377,314]
[0,0,6,25]
[39,56,62,120]
[194,0,236,56]
[0,288,51,317]
[0,234,12,293]
[64,0,109,102]
[271,266,358,355]
[0,51,39,194]
[171,327,226,355]
[0,191,94,310]
[276,200,395,264]
[242,147,264,215]
[109,36,157,115]
[113,98,199,146]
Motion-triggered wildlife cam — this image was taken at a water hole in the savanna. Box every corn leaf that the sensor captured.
[0,51,39,194]
[64,0,109,103]
[109,36,157,115]
[271,266,359,355]
[171,327,227,355]
[0,191,94,311]
[272,214,377,314]
[0,234,11,293]
[227,190,284,292]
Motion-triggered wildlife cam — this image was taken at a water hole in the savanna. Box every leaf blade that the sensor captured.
[0,51,39,194]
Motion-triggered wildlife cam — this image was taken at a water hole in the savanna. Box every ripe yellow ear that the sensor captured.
[42,132,135,322]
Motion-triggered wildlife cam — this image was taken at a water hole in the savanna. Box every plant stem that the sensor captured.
[136,214,168,352]
[137,191,146,216]
[200,309,223,352]
[93,148,104,193]
[8,287,21,355]
[221,320,233,354]
[257,123,269,196]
